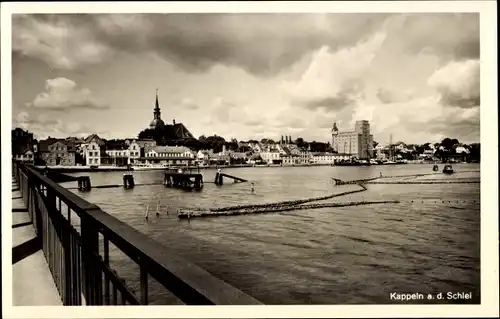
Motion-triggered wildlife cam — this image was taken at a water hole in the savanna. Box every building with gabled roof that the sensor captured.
[38,139,76,166]
[84,134,105,146]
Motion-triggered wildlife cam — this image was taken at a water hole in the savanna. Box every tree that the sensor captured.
[204,135,226,153]
[415,144,425,155]
[238,145,252,153]
[260,138,275,145]
[295,137,305,148]
[223,138,239,151]
[468,143,480,162]
[441,138,459,151]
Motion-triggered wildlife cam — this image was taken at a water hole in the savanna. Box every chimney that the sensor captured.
[289,135,292,144]
[173,119,176,125]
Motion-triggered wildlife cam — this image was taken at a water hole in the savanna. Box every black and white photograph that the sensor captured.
[2,1,498,318]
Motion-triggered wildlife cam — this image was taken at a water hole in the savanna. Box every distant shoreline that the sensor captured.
[36,161,478,173]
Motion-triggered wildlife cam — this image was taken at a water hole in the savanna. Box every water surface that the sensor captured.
[64,164,480,304]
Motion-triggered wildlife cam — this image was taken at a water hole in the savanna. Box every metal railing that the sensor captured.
[13,161,262,305]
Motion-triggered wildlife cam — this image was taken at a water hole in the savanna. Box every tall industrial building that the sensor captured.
[331,120,373,159]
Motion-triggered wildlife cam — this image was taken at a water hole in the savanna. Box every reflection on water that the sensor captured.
[63,164,480,304]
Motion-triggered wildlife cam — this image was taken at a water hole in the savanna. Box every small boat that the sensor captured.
[442,164,454,174]
[358,160,370,166]
[433,164,439,171]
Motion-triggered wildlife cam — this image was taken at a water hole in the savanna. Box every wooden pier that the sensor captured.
[214,172,248,185]
[164,168,203,190]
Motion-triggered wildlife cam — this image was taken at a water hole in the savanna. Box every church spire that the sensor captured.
[149,88,165,129]
[155,88,160,111]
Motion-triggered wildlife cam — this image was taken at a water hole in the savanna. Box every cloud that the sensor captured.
[382,13,479,61]
[209,97,241,123]
[376,87,415,104]
[11,13,481,144]
[179,98,199,110]
[12,14,112,70]
[13,111,97,139]
[13,13,478,76]
[427,59,480,108]
[27,77,108,110]
[8,13,464,77]
[282,32,385,112]
[364,95,480,144]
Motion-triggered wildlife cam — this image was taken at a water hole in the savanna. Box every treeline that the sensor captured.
[390,138,480,162]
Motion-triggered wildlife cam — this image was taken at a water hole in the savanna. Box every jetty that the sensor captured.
[214,171,248,185]
[164,167,203,190]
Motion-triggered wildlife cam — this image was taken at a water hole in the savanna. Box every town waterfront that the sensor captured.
[63,164,480,304]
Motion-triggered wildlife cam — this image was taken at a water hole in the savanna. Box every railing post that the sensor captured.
[27,170,33,221]
[140,261,148,305]
[81,213,101,305]
[62,221,72,305]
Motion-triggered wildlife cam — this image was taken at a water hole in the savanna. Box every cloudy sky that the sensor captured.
[12,13,480,144]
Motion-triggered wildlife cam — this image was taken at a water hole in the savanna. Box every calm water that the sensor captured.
[63,164,480,304]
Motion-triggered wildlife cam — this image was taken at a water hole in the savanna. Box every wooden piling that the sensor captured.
[164,171,203,190]
[123,174,135,189]
[77,176,91,191]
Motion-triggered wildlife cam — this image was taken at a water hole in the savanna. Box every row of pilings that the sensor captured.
[178,200,400,219]
[178,183,370,219]
[77,174,135,191]
[209,183,367,213]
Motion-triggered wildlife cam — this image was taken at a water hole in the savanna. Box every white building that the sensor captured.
[128,141,141,163]
[196,149,214,165]
[375,145,386,159]
[105,141,141,164]
[142,146,196,166]
[455,145,470,154]
[281,155,299,165]
[260,151,281,164]
[14,149,34,163]
[85,141,101,166]
[310,152,350,164]
[125,139,156,153]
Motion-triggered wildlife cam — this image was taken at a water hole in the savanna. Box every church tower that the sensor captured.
[149,89,165,130]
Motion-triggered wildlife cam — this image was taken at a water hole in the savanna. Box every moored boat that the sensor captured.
[442,164,454,174]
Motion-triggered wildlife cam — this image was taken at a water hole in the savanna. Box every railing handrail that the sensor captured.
[17,162,262,305]
[22,164,99,213]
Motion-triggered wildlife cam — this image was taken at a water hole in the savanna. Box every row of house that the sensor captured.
[33,134,354,167]
[374,141,472,161]
[24,128,476,168]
